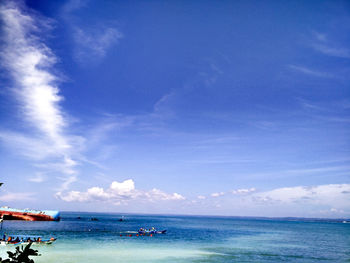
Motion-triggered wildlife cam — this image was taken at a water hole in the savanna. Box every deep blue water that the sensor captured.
[1,212,349,262]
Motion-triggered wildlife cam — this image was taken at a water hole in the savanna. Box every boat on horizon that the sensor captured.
[0,206,60,221]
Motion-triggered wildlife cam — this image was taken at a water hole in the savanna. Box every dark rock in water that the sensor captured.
[77,217,81,219]
[91,218,99,221]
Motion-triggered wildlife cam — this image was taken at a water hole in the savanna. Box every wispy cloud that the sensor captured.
[56,179,185,205]
[73,26,122,63]
[311,31,327,42]
[245,165,350,181]
[0,1,81,186]
[56,175,78,192]
[153,91,177,114]
[0,132,61,161]
[309,30,350,59]
[0,192,36,202]
[311,43,350,59]
[61,0,122,64]
[284,165,350,175]
[61,0,88,14]
[297,98,326,111]
[28,172,47,183]
[289,65,334,78]
[290,29,350,81]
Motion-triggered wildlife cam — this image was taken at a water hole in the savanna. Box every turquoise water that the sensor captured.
[1,212,349,262]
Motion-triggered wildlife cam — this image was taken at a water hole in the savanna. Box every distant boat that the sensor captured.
[0,206,60,221]
[138,228,167,235]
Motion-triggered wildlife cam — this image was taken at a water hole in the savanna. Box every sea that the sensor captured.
[0,212,349,262]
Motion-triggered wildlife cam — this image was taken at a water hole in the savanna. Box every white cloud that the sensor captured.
[56,179,185,204]
[253,184,350,208]
[211,192,225,197]
[182,184,350,217]
[110,179,135,195]
[329,207,343,213]
[197,195,206,199]
[231,187,256,194]
[0,1,80,175]
[208,187,256,201]
[144,189,185,202]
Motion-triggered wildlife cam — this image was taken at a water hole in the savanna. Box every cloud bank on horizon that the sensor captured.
[55,180,350,218]
[56,179,185,205]
[0,0,349,218]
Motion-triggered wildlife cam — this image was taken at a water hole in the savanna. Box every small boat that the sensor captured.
[0,235,56,246]
[138,228,167,235]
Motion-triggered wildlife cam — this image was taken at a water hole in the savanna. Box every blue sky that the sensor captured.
[0,0,349,218]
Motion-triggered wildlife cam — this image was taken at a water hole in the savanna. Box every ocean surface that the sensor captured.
[0,212,349,262]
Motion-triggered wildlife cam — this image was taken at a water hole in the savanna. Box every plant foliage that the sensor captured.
[0,243,40,263]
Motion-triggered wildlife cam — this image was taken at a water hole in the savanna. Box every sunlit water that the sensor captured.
[0,212,349,262]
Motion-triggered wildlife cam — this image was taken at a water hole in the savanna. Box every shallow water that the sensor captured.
[0,212,349,262]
